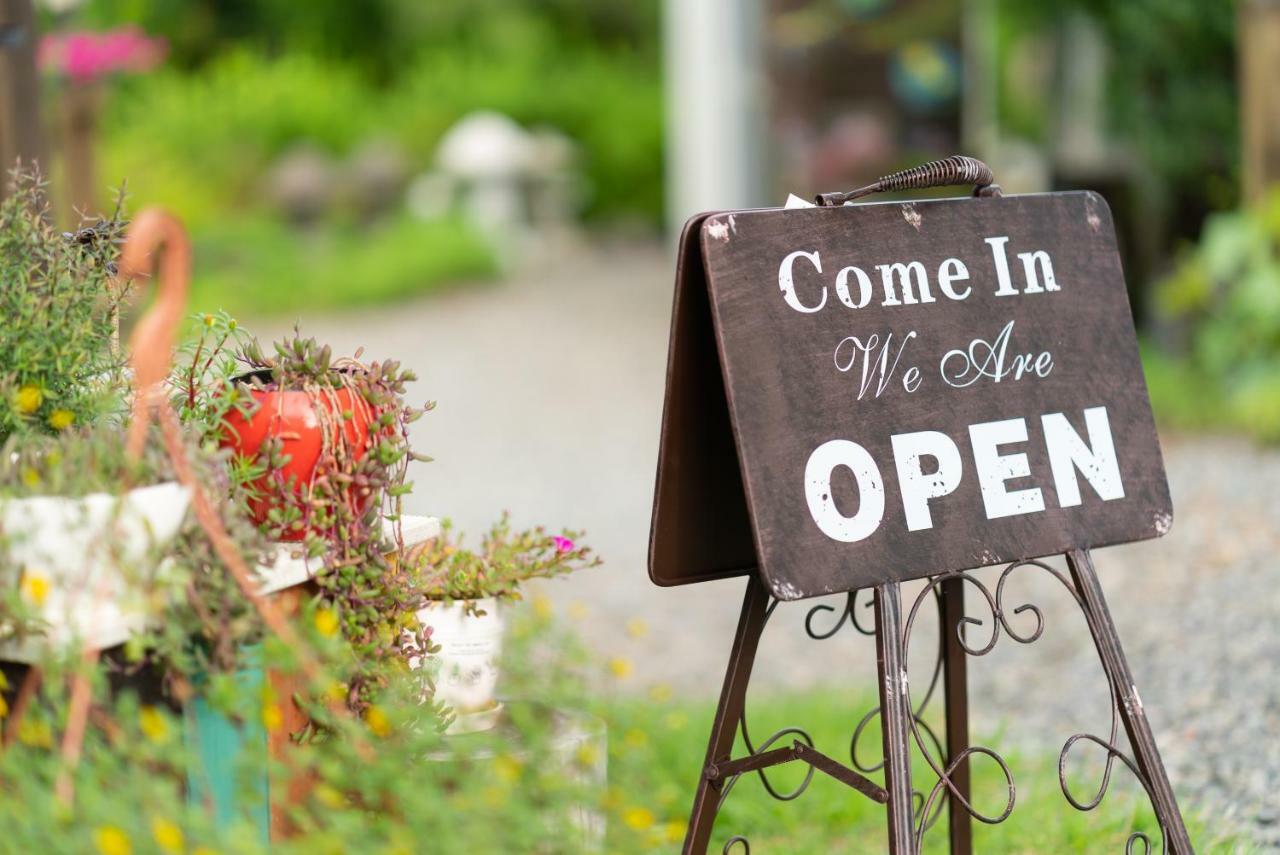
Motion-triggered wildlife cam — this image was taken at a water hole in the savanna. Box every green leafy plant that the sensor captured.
[414,513,600,607]
[1149,191,1280,441]
[0,171,129,442]
[173,320,434,712]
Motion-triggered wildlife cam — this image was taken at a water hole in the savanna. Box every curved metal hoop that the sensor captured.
[815,154,1001,206]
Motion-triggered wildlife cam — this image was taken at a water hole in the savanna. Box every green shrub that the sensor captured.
[188,214,498,318]
[1149,192,1280,441]
[101,52,375,230]
[99,37,662,228]
[0,174,128,442]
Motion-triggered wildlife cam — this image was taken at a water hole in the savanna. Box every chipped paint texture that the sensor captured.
[901,203,922,231]
[706,214,738,243]
[1085,194,1102,232]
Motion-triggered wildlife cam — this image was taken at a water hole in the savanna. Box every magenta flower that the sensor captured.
[553,536,575,554]
[39,26,166,84]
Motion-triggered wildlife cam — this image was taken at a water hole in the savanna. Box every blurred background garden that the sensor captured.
[1,0,1277,851]
[8,0,1272,440]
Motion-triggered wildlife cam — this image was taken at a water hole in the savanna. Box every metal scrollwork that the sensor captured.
[888,561,1169,851]
[708,560,1172,853]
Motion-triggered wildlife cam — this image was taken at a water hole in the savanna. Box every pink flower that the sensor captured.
[553,536,575,554]
[39,26,166,84]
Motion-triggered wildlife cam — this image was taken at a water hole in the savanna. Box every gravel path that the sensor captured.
[259,241,1279,849]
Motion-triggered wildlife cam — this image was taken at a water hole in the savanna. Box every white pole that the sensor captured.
[663,0,765,232]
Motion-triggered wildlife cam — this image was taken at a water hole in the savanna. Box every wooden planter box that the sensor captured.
[182,515,440,841]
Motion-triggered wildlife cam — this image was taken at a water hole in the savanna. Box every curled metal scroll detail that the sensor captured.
[887,562,1169,852]
[712,562,1169,853]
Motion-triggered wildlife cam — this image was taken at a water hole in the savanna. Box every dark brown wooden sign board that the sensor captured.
[649,191,1171,600]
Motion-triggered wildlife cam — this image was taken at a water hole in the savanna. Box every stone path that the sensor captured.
[260,241,1280,848]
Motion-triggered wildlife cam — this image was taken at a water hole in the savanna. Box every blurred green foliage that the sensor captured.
[71,0,659,81]
[188,213,497,318]
[1148,192,1280,442]
[55,0,663,316]
[996,0,1237,217]
[86,1,663,225]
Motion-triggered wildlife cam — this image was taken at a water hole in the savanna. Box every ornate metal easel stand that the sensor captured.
[682,551,1193,854]
[682,158,1193,854]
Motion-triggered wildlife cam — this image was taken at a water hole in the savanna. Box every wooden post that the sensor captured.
[62,83,101,216]
[1240,0,1280,203]
[0,0,43,193]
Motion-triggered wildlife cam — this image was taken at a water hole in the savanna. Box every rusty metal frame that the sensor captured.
[680,157,1191,854]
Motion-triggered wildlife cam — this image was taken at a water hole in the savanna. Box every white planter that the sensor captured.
[0,481,191,662]
[411,596,504,732]
[255,515,441,595]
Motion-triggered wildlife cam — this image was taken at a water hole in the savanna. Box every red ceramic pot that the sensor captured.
[221,377,378,541]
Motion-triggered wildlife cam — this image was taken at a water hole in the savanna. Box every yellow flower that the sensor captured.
[608,657,632,680]
[20,467,39,488]
[648,683,672,703]
[662,819,687,843]
[17,718,52,748]
[139,706,169,743]
[326,681,347,703]
[568,601,589,621]
[47,409,74,430]
[574,743,600,768]
[664,712,688,731]
[193,849,219,855]
[314,607,340,638]
[365,705,391,737]
[0,694,8,719]
[21,572,49,607]
[150,817,184,854]
[624,728,649,750]
[531,594,553,619]
[313,784,346,809]
[203,313,215,327]
[262,704,284,732]
[93,825,132,855]
[622,806,655,831]
[625,617,649,639]
[13,385,42,415]
[494,753,523,783]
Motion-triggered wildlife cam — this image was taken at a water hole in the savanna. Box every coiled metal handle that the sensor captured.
[815,155,1000,206]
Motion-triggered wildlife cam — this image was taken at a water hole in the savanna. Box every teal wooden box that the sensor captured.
[183,660,271,844]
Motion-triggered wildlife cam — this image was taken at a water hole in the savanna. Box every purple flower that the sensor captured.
[553,536,575,554]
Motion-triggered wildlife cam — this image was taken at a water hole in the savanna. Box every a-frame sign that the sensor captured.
[649,157,1192,854]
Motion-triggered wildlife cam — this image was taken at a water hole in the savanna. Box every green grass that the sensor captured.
[601,688,1240,853]
[186,213,498,319]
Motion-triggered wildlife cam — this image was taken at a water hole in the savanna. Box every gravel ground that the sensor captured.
[260,241,1279,849]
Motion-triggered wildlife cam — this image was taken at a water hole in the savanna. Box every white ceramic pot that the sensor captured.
[0,481,191,662]
[411,597,504,730]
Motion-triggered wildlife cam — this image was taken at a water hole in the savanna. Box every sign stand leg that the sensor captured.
[1066,549,1193,855]
[874,581,918,854]
[938,576,973,855]
[683,574,772,855]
